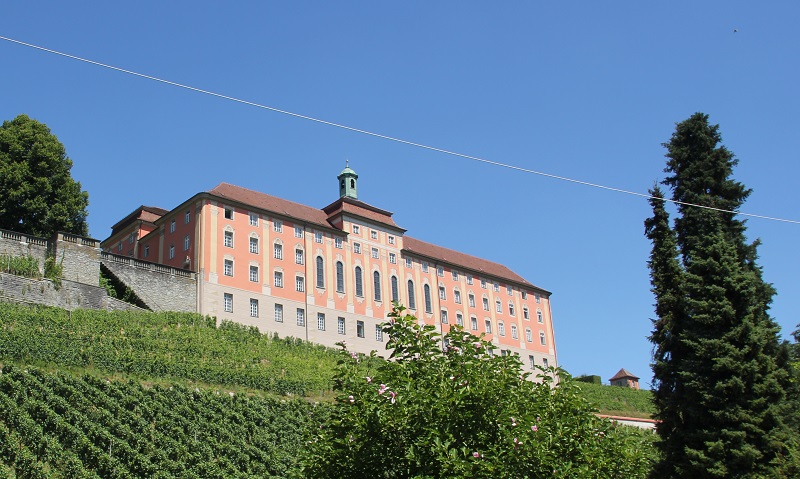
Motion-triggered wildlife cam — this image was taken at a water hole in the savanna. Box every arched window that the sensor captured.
[355,266,364,297]
[424,284,432,313]
[316,256,325,289]
[540,331,547,345]
[335,261,344,292]
[407,280,416,310]
[373,271,382,301]
[391,276,399,302]
[537,309,543,323]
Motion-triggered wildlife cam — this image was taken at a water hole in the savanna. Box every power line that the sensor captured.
[1,34,798,225]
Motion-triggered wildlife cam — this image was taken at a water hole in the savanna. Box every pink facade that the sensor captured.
[103,169,557,372]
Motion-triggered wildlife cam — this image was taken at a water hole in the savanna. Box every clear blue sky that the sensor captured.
[2,2,798,387]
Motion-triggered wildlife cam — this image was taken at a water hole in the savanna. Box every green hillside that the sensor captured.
[575,382,655,419]
[0,302,654,477]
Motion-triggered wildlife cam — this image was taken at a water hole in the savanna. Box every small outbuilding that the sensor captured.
[609,368,640,390]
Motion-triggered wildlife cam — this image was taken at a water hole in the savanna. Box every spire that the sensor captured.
[338,161,359,200]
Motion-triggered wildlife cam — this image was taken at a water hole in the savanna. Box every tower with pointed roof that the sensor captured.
[338,161,358,199]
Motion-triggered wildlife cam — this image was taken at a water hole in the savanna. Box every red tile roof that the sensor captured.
[609,368,639,381]
[402,236,545,292]
[208,183,334,230]
[322,197,403,230]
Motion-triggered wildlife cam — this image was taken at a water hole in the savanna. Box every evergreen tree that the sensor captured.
[0,114,89,237]
[646,113,793,478]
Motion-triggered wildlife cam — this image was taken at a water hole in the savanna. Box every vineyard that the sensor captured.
[0,303,337,397]
[0,364,327,478]
[0,301,655,477]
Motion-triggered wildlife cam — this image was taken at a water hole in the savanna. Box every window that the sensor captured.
[468,294,475,308]
[523,307,530,320]
[537,309,543,323]
[373,271,382,301]
[223,293,233,312]
[337,317,346,334]
[185,210,191,224]
[482,297,489,311]
[452,270,459,281]
[354,243,361,254]
[471,316,478,331]
[354,266,364,297]
[295,226,303,238]
[249,213,259,227]
[169,245,175,259]
[407,280,416,309]
[317,313,325,331]
[511,324,518,339]
[223,259,234,277]
[389,252,396,264]
[535,293,541,303]
[509,303,515,316]
[405,257,412,268]
[274,271,283,288]
[540,331,547,345]
[370,230,378,240]
[143,245,150,258]
[316,257,325,288]
[335,237,343,249]
[250,299,259,318]
[274,304,284,322]
[507,285,513,295]
[224,230,233,248]
[391,276,399,302]
[467,274,473,285]
[296,276,305,292]
[439,285,446,301]
[456,313,463,327]
[315,232,323,243]
[496,300,502,313]
[454,290,462,304]
[336,261,345,293]
[437,266,444,277]
[542,358,549,367]
[424,284,432,313]
[521,291,527,300]
[127,233,134,245]
[529,355,535,369]
[493,282,500,292]
[273,220,282,232]
[170,220,176,233]
[250,237,259,254]
[371,247,379,259]
[296,308,305,326]
[485,320,492,334]
[357,320,365,338]
[422,262,429,273]
[295,248,304,264]
[352,225,360,234]
[184,235,190,251]
[388,235,395,245]
[526,328,533,342]
[498,321,505,336]
[480,279,487,289]
[224,207,233,220]
[375,325,383,341]
[274,243,283,260]
[441,310,448,324]
[249,265,258,282]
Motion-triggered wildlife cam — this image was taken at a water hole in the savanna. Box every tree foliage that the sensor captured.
[302,304,654,478]
[0,114,89,237]
[645,113,795,478]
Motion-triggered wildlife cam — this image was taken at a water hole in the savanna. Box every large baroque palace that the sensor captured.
[101,167,557,370]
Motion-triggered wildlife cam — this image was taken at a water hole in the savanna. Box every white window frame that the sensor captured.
[274,304,284,322]
[388,235,395,245]
[353,243,361,254]
[511,324,518,339]
[224,230,233,248]
[296,308,305,326]
[357,320,365,338]
[296,276,305,292]
[468,294,475,308]
[184,235,190,251]
[454,290,461,304]
[370,230,378,240]
[224,207,234,220]
[224,259,234,277]
[337,317,346,335]
[273,219,283,233]
[170,220,176,233]
[335,237,343,249]
[295,226,303,238]
[295,248,304,265]
[169,245,175,259]
[456,313,463,326]
[185,210,191,224]
[540,331,547,345]
[223,293,233,312]
[317,313,325,331]
[274,242,283,260]
[274,271,283,288]
[371,247,379,259]
[375,325,383,341]
[389,252,396,264]
[485,320,492,334]
[437,266,444,277]
[249,212,259,227]
[526,328,533,342]
[315,232,323,243]
[249,265,258,283]
[250,299,259,318]
[250,237,259,254]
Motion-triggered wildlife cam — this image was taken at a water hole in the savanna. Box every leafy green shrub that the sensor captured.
[576,382,655,418]
[302,304,655,478]
[43,255,63,289]
[0,253,40,278]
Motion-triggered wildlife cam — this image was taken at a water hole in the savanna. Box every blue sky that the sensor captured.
[2,2,798,387]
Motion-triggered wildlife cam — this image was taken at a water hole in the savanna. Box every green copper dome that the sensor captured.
[337,163,359,199]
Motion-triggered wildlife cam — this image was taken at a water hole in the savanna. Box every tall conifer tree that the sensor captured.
[646,113,792,478]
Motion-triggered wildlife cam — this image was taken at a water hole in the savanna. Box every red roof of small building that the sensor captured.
[609,368,639,381]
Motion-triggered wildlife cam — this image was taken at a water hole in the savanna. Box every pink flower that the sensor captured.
[511,417,517,427]
[531,425,538,432]
[378,384,388,395]
[472,452,480,458]
[366,376,372,383]
[389,391,397,404]
[348,395,355,404]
